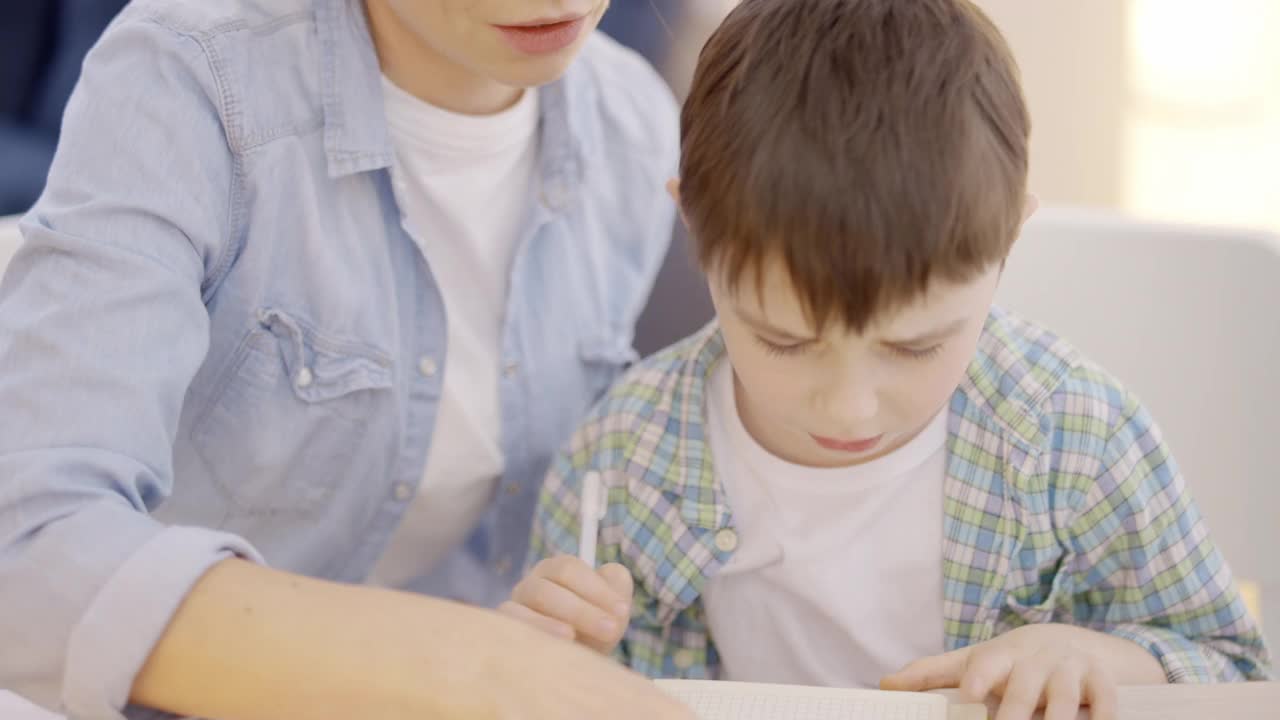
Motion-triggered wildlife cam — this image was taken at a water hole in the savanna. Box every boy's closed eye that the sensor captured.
[753,334,946,362]
[884,343,945,361]
[754,335,816,358]
[876,317,970,362]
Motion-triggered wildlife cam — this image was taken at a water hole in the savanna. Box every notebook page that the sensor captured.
[656,680,947,720]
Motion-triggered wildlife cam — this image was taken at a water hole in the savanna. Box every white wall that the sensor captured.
[976,0,1280,233]
[973,1,1129,210]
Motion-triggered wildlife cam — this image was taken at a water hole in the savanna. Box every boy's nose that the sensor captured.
[820,379,879,428]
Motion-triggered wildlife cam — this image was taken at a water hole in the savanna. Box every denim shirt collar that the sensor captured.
[313,0,587,195]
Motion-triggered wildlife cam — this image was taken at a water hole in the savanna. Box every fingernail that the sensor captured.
[614,602,631,618]
[597,617,619,637]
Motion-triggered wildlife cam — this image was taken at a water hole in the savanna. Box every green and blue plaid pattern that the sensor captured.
[529,307,1272,683]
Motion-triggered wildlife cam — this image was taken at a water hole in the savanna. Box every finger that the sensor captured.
[1083,668,1118,720]
[1042,664,1084,720]
[497,600,576,640]
[958,649,1014,704]
[994,660,1052,720]
[541,555,632,617]
[511,576,623,644]
[579,624,628,657]
[597,563,634,618]
[880,648,970,691]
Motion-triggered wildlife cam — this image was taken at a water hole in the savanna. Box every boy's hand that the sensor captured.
[881,624,1166,720]
[499,555,633,655]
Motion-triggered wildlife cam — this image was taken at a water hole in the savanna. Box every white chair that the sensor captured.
[998,206,1280,640]
[0,215,21,275]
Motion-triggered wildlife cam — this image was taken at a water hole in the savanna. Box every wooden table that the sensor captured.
[934,682,1280,719]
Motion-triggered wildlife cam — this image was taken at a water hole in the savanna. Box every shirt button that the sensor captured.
[295,367,314,389]
[714,528,739,553]
[503,362,519,379]
[418,355,438,377]
[673,649,696,670]
[393,483,413,501]
[495,556,513,575]
[505,482,522,497]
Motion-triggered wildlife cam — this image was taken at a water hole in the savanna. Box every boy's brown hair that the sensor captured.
[679,0,1030,332]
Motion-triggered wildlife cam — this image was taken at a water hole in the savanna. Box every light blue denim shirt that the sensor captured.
[0,0,678,716]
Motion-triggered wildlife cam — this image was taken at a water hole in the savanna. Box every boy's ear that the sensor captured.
[999,193,1039,275]
[1021,192,1039,225]
[667,177,690,228]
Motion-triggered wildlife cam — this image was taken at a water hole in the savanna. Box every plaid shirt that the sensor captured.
[529,308,1272,683]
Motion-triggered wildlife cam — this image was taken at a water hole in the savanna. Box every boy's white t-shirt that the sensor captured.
[702,360,947,688]
[367,78,540,588]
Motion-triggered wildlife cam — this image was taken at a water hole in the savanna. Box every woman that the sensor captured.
[0,0,690,718]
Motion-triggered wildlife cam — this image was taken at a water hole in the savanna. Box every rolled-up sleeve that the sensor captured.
[1061,386,1272,682]
[0,12,263,719]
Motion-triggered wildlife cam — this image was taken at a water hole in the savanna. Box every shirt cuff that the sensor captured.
[1107,623,1224,683]
[62,525,263,720]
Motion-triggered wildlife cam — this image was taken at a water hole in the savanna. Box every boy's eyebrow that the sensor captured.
[885,317,969,346]
[734,305,816,342]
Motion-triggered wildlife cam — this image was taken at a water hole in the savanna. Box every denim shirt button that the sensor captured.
[295,367,314,389]
[417,356,438,377]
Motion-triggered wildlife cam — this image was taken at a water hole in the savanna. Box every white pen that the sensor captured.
[577,471,606,566]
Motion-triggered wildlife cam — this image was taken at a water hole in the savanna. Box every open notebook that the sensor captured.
[657,680,986,720]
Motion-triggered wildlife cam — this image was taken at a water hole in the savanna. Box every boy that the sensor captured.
[501,0,1273,718]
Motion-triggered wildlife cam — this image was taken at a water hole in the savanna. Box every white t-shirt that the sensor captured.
[702,360,947,688]
[367,77,540,588]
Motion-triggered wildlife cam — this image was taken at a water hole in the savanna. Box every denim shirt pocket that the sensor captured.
[192,308,394,516]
